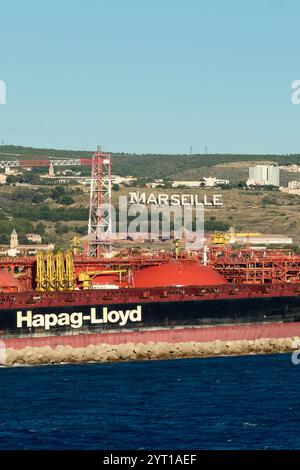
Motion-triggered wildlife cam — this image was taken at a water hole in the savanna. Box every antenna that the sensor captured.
[87,145,112,257]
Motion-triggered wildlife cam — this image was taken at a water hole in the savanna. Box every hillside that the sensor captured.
[1,145,300,179]
[0,145,299,249]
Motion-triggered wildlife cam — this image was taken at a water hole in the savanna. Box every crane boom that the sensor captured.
[0,158,93,168]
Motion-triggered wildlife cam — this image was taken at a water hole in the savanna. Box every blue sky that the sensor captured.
[0,0,299,154]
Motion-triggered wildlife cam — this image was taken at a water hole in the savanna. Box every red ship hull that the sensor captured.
[1,283,300,364]
[3,321,300,351]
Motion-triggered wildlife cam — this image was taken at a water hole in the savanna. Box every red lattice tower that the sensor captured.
[87,146,112,257]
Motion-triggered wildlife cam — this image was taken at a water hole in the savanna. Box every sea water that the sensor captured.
[0,354,299,449]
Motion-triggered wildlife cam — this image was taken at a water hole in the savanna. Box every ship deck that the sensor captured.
[0,283,299,310]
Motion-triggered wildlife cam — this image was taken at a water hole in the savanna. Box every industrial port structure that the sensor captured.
[2,146,300,366]
[0,146,299,292]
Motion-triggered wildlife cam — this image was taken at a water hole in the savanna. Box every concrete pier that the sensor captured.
[1,336,300,366]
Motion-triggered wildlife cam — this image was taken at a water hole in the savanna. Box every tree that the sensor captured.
[22,173,42,185]
[6,175,20,184]
[52,185,66,201]
[55,223,70,234]
[35,222,46,235]
[59,194,74,205]
[32,193,46,203]
[75,225,87,235]
[12,189,32,201]
[204,220,230,231]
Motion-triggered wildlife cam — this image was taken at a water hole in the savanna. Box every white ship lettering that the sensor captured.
[16,306,142,330]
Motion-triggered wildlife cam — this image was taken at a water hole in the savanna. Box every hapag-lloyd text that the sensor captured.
[16,306,142,330]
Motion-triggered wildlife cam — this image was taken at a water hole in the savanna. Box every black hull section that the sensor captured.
[1,295,300,338]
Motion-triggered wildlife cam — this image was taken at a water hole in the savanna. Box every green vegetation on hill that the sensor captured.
[0,217,35,244]
[1,145,300,179]
[11,204,88,222]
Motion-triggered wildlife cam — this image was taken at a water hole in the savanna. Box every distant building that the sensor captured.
[14,182,30,187]
[10,229,18,249]
[247,165,280,187]
[26,233,42,244]
[0,174,7,184]
[203,177,229,187]
[288,181,300,189]
[48,162,55,177]
[5,229,54,256]
[146,183,165,188]
[39,174,91,185]
[146,179,165,189]
[171,178,229,188]
[172,181,200,188]
[4,167,19,175]
[280,185,300,195]
[232,234,292,245]
[279,165,300,173]
[113,175,137,185]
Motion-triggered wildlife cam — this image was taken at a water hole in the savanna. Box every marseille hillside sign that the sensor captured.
[128,192,222,207]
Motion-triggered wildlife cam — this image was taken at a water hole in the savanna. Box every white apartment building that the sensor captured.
[247,165,280,187]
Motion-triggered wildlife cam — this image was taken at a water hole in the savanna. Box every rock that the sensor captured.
[3,334,300,366]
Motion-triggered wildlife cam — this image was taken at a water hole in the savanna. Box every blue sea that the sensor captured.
[0,354,300,450]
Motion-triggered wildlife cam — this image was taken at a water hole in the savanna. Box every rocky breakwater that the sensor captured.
[1,337,300,366]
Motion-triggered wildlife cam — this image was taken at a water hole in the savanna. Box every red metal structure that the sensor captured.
[87,146,112,257]
[208,246,300,284]
[4,247,300,290]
